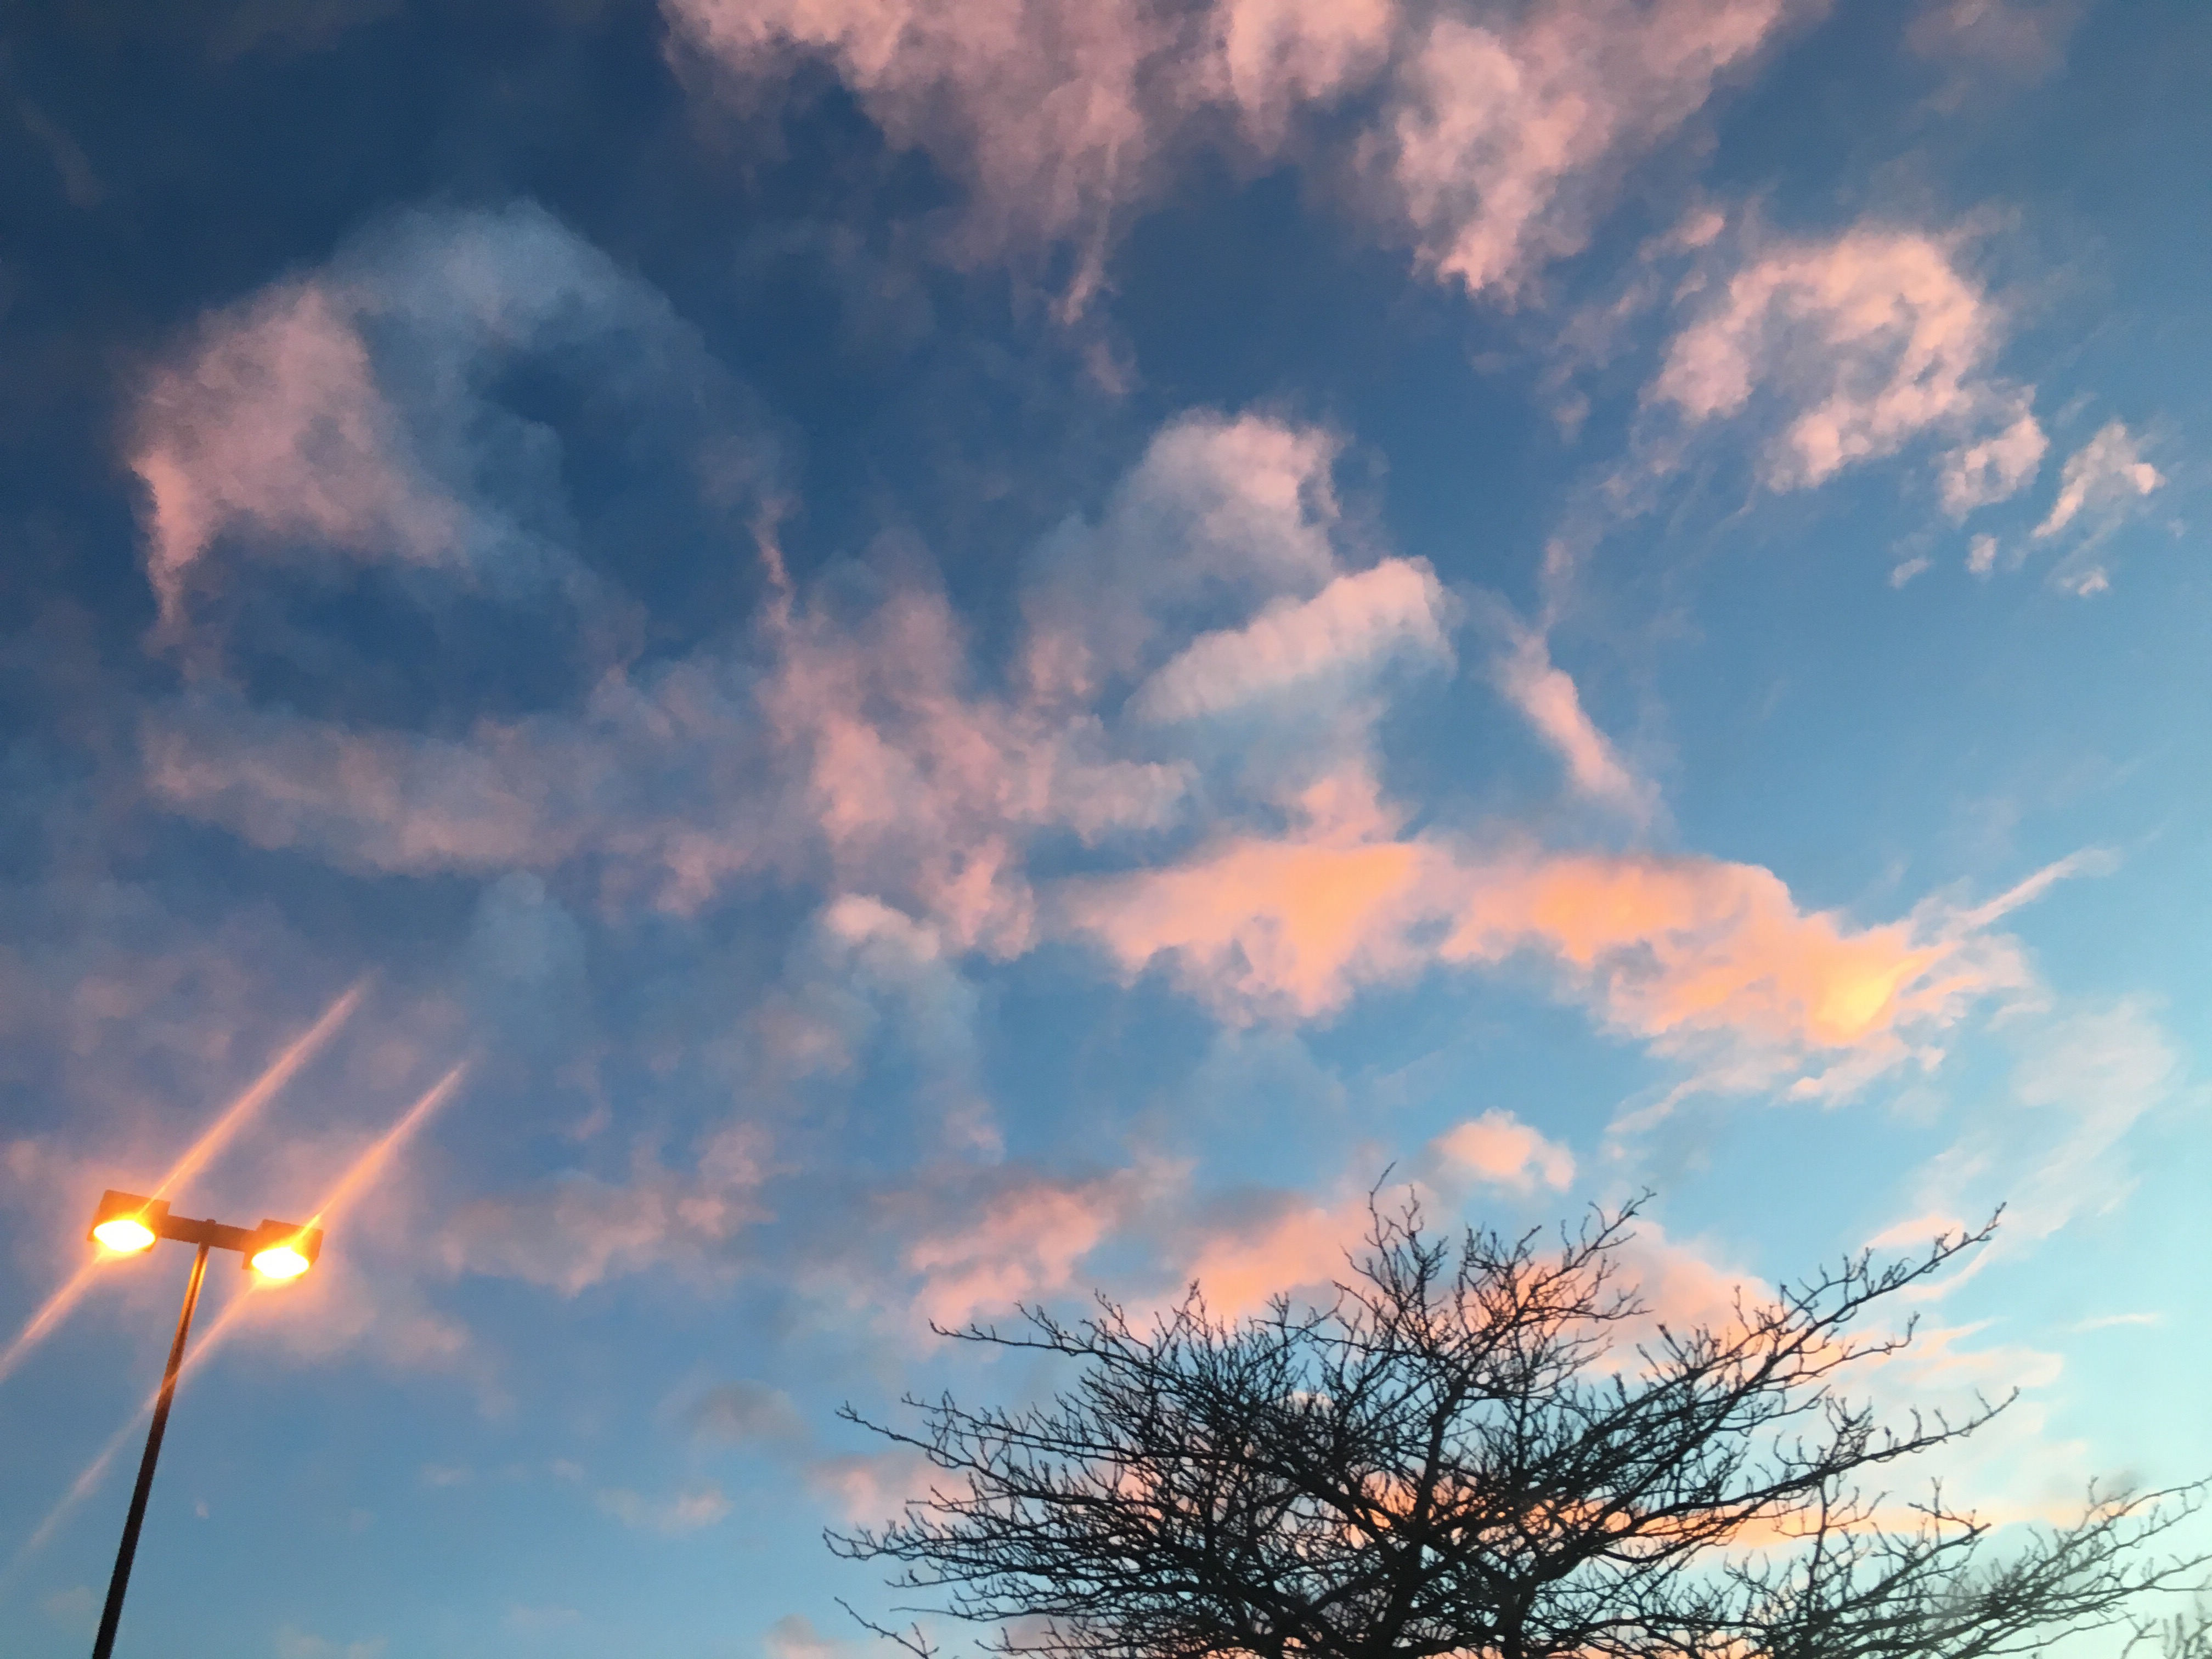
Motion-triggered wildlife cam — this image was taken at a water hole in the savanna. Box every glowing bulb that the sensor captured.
[250,1244,312,1281]
[93,1217,157,1255]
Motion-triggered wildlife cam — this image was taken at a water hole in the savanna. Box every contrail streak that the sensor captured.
[0,980,368,1392]
[2,1061,470,1577]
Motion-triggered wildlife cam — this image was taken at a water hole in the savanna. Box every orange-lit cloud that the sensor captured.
[1172,1193,1371,1319]
[1430,1110,1575,1194]
[1065,822,2044,1098]
[902,1169,1150,1327]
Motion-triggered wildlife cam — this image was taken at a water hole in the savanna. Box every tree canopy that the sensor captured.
[831,1198,2203,1659]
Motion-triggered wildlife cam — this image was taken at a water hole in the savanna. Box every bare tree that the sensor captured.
[830,1197,2203,1659]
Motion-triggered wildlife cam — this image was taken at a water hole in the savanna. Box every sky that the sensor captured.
[1,0,2208,1655]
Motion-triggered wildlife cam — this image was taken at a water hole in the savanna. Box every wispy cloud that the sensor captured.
[1649,225,2043,504]
[665,0,1816,311]
[2032,420,2165,595]
[595,1482,731,1534]
[440,1121,770,1295]
[128,199,770,644]
[1907,0,2084,91]
[1491,626,1656,823]
[1372,0,1818,301]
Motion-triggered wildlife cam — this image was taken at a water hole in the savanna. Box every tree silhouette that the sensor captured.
[831,1197,2203,1659]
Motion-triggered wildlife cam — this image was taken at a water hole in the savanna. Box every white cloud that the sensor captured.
[1901,999,2183,1255]
[1131,557,1452,723]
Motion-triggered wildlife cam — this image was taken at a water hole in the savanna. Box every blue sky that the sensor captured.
[1,1,2207,1654]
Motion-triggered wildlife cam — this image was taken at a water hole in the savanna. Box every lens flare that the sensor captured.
[0,981,366,1393]
[249,1245,312,1280]
[91,1218,157,1255]
[302,1062,469,1233]
[4,1058,470,1580]
[150,980,370,1203]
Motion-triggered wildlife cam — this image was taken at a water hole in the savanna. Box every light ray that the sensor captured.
[0,980,368,1392]
[2,1061,469,1576]
[302,1062,469,1231]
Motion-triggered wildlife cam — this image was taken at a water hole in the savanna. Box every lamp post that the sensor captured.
[83,1188,323,1659]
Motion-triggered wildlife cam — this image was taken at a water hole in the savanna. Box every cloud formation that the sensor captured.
[1373,0,1813,299]
[1650,225,2044,504]
[1066,817,2039,1098]
[1491,627,1654,821]
[665,0,1815,307]
[2030,420,2164,595]
[1131,557,1451,724]
[1430,1109,1575,1193]
[128,200,767,641]
[439,1122,770,1295]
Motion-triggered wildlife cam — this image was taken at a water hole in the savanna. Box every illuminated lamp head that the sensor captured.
[245,1220,323,1282]
[89,1190,168,1256]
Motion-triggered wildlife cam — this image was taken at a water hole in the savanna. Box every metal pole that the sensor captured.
[90,1240,211,1659]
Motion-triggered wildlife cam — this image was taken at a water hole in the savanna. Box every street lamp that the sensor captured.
[83,1189,323,1659]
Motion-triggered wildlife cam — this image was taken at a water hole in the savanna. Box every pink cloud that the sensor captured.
[1938,402,2049,516]
[1206,0,1397,143]
[901,1169,1143,1325]
[440,1122,771,1295]
[763,575,1190,954]
[142,702,620,876]
[664,0,1184,311]
[131,281,461,628]
[2034,420,2162,540]
[1430,1110,1574,1193]
[805,1447,938,1524]
[1492,629,1654,821]
[126,202,732,649]
[1173,1193,1371,1319]
[1163,1184,1767,1346]
[1650,226,2042,499]
[668,0,1807,308]
[1372,0,1812,300]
